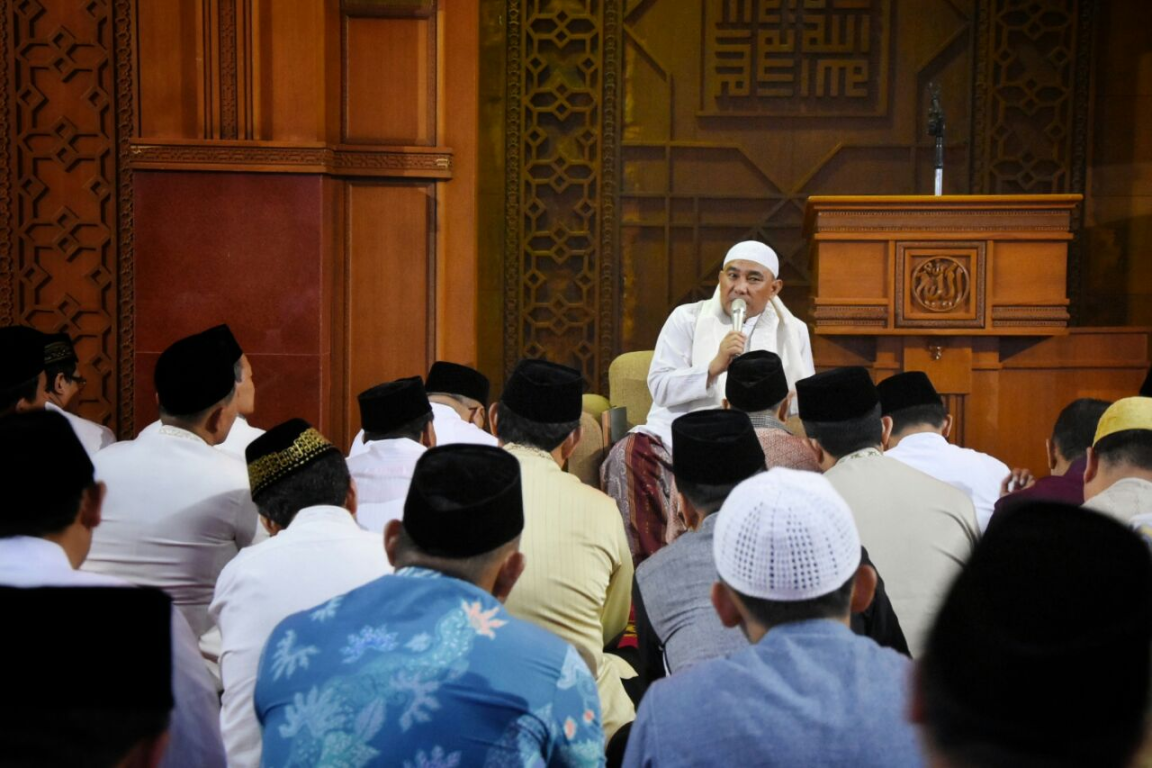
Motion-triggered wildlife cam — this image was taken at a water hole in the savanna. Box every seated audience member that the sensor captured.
[915,502,1152,768]
[633,410,766,680]
[346,376,436,532]
[83,328,260,639]
[0,325,49,416]
[139,325,263,460]
[0,410,225,768]
[993,397,1110,517]
[210,419,392,768]
[878,371,1009,532]
[634,411,908,689]
[724,350,821,472]
[1083,396,1152,523]
[349,361,496,455]
[496,359,636,739]
[254,445,605,765]
[623,469,924,768]
[42,332,116,455]
[798,367,978,656]
[1,587,174,767]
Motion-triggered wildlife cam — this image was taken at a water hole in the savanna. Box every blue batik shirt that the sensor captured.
[254,566,605,767]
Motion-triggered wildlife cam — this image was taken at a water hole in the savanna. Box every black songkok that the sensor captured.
[876,371,942,417]
[43,333,78,368]
[500,359,583,423]
[1140,366,1152,398]
[359,377,431,434]
[726,350,789,412]
[923,502,1152,765]
[796,367,878,423]
[246,418,341,499]
[672,409,764,485]
[426,361,491,405]
[1,586,173,710]
[154,330,237,416]
[403,444,524,557]
[0,326,47,389]
[202,324,244,366]
[0,411,94,537]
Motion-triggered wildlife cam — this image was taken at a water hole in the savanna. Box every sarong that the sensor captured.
[601,432,685,564]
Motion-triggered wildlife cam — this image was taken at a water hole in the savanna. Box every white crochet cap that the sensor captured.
[724,240,780,279]
[713,467,861,601]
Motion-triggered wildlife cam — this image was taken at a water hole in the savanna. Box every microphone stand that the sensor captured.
[928,82,945,196]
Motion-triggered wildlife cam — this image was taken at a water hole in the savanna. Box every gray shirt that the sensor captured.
[635,515,747,673]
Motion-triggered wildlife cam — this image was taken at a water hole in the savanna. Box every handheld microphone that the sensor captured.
[731,298,747,332]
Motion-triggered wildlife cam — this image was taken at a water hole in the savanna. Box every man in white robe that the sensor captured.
[0,410,225,768]
[83,328,260,640]
[602,240,814,562]
[346,376,437,532]
[879,371,1009,532]
[138,324,264,460]
[42,333,116,457]
[211,419,391,768]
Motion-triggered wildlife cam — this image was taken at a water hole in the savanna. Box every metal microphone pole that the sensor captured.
[928,82,945,196]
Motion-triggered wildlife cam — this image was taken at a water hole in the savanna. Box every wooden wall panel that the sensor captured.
[136,0,205,138]
[254,0,334,142]
[2,0,130,431]
[345,182,434,441]
[344,16,435,145]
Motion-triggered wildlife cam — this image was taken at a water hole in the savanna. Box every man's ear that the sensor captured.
[344,476,358,515]
[711,581,744,629]
[1045,437,1057,472]
[259,515,282,537]
[78,481,106,531]
[488,403,500,442]
[422,421,437,448]
[51,372,67,397]
[204,404,227,436]
[941,414,953,440]
[849,563,878,615]
[1083,446,1099,485]
[776,392,793,422]
[559,425,584,462]
[721,398,730,410]
[880,416,894,450]
[805,437,824,465]
[678,490,702,531]
[768,278,784,300]
[492,550,526,603]
[383,519,404,566]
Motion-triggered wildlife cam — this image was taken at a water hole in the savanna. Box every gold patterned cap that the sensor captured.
[43,333,78,367]
[246,419,340,498]
[1093,397,1152,446]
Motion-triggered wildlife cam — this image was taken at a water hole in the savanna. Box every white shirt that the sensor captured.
[0,536,226,768]
[1084,478,1152,525]
[45,401,115,457]
[885,432,1010,532]
[138,415,264,461]
[348,402,496,457]
[638,300,814,446]
[82,425,260,638]
[210,506,391,768]
[346,436,425,517]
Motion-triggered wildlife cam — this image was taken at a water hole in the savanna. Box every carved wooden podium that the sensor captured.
[803,195,1150,471]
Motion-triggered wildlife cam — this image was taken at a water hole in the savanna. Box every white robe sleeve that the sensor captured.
[646,304,714,409]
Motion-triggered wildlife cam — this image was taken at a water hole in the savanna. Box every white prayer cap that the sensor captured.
[713,468,861,601]
[723,240,780,278]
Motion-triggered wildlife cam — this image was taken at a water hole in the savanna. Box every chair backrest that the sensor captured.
[566,410,606,488]
[609,350,655,430]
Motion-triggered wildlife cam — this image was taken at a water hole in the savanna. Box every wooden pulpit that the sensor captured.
[803,195,1150,471]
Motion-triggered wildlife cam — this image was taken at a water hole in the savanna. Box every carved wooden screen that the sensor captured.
[1,0,136,433]
[501,0,1096,387]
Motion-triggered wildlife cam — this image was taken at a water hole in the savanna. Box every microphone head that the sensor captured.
[731,298,747,324]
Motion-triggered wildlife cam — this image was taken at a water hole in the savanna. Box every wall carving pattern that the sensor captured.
[3,0,131,432]
[504,0,621,390]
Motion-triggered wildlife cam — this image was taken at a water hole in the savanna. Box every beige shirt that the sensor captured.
[824,448,979,657]
[501,442,636,739]
[1084,477,1152,525]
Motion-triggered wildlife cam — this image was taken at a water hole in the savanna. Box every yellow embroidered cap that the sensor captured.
[1093,397,1152,446]
[246,419,340,499]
